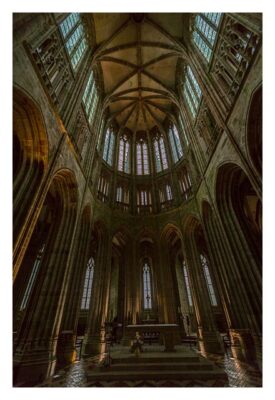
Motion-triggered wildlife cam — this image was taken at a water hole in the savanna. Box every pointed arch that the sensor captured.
[13,86,49,244]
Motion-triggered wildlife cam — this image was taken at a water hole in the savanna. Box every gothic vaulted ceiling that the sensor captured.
[92,13,189,131]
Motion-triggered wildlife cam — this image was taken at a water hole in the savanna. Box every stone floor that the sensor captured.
[34,344,262,388]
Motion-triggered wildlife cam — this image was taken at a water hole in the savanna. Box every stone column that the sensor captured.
[13,197,77,385]
[184,235,224,354]
[82,230,112,357]
[55,208,93,366]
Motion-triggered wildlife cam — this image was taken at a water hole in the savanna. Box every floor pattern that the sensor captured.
[35,346,262,388]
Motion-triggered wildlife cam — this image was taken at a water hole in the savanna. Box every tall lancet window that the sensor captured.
[136,138,150,175]
[20,244,45,310]
[200,254,217,306]
[153,132,168,172]
[103,127,115,166]
[81,257,95,310]
[59,13,87,70]
[192,13,222,63]
[118,133,131,173]
[143,261,152,310]
[183,66,202,118]
[82,70,99,126]
[168,123,184,163]
[183,260,193,306]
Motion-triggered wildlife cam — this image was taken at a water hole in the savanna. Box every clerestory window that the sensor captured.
[59,13,88,70]
[200,254,218,306]
[153,133,168,173]
[82,70,99,126]
[136,138,150,175]
[103,127,115,166]
[183,66,202,119]
[168,123,184,163]
[118,133,131,174]
[193,13,222,63]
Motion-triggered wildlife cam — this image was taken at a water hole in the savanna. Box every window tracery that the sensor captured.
[116,182,130,212]
[183,66,202,118]
[103,127,115,166]
[183,260,193,306]
[97,172,110,202]
[168,122,184,163]
[82,70,99,126]
[137,186,152,214]
[158,180,173,210]
[59,13,87,70]
[200,254,218,306]
[81,257,95,310]
[136,136,150,175]
[118,132,131,174]
[178,167,192,200]
[193,13,222,62]
[143,261,153,310]
[152,129,168,172]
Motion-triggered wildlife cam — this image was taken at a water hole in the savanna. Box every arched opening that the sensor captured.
[107,228,131,342]
[247,85,262,176]
[135,232,159,324]
[13,169,78,384]
[76,229,98,336]
[161,225,187,330]
[13,87,49,244]
[216,163,262,336]
[182,215,224,354]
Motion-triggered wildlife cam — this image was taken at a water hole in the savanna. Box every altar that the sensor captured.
[124,324,181,351]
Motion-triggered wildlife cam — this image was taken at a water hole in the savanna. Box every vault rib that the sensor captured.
[93,17,132,58]
[145,16,187,56]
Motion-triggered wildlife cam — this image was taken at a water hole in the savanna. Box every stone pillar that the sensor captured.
[184,234,224,354]
[230,329,257,364]
[82,230,112,357]
[13,185,77,385]
[55,207,93,366]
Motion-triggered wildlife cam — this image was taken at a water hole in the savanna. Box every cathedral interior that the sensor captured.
[12,12,262,388]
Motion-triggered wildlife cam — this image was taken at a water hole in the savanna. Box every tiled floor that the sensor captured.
[35,345,262,388]
[200,351,262,387]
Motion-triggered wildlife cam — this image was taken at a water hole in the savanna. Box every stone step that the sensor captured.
[86,368,227,382]
[111,353,200,364]
[98,361,214,372]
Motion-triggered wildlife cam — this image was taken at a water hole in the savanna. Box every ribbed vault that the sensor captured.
[92,13,189,131]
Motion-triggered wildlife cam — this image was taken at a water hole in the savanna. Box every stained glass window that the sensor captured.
[183,261,193,306]
[59,13,87,70]
[183,66,202,118]
[118,134,131,174]
[200,254,218,306]
[143,262,152,309]
[81,257,94,310]
[192,13,222,63]
[103,127,115,166]
[82,70,99,126]
[153,133,168,172]
[168,123,184,163]
[136,138,149,175]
